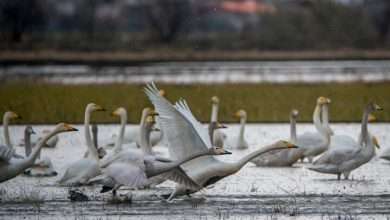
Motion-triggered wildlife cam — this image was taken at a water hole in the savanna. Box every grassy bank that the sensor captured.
[1,82,389,124]
[1,50,390,65]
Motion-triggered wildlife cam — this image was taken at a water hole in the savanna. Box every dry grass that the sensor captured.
[1,82,390,124]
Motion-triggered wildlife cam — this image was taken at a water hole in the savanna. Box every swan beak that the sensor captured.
[217,123,227,129]
[159,89,166,97]
[110,111,118,117]
[375,104,383,111]
[287,143,298,148]
[153,127,161,132]
[64,123,78,131]
[149,110,159,116]
[373,136,380,149]
[368,114,376,122]
[96,105,106,111]
[223,149,232,155]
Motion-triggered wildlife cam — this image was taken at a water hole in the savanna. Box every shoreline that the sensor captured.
[1,49,390,66]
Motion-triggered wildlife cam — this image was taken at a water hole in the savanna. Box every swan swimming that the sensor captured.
[307,102,382,180]
[225,109,248,150]
[144,82,298,200]
[0,123,78,183]
[251,109,305,166]
[58,103,105,185]
[22,126,58,177]
[297,97,333,163]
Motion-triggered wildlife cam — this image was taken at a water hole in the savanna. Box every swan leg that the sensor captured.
[343,172,350,180]
[337,173,341,180]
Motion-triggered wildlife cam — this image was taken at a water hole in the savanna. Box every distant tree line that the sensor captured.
[0,0,389,50]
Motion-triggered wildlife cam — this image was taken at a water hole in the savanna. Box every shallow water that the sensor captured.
[1,123,390,219]
[1,60,390,84]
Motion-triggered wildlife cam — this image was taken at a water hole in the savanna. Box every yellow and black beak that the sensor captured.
[96,105,106,111]
[217,123,227,129]
[223,149,232,155]
[373,136,380,149]
[64,123,78,132]
[287,142,298,148]
[149,110,159,116]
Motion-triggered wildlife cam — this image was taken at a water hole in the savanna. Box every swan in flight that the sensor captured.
[0,123,78,183]
[58,103,105,185]
[1,111,23,159]
[22,126,58,177]
[225,109,248,150]
[298,97,333,163]
[144,82,298,200]
[251,109,305,166]
[209,96,226,148]
[307,102,382,180]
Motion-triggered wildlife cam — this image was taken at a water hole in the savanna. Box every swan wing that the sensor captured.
[161,167,201,190]
[104,162,148,187]
[314,140,360,165]
[296,132,324,149]
[144,82,211,160]
[0,144,14,162]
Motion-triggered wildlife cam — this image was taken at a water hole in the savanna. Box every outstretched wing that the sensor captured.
[144,82,211,160]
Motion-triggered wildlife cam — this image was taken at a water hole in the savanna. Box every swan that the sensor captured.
[144,82,298,200]
[18,129,59,149]
[89,124,107,159]
[297,97,333,163]
[0,123,78,183]
[22,126,58,177]
[251,109,305,166]
[58,103,105,185]
[225,109,248,150]
[1,111,23,159]
[209,96,226,148]
[307,102,382,180]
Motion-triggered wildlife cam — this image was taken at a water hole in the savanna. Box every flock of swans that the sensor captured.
[0,82,388,202]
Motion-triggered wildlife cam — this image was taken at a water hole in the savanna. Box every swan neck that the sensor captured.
[3,116,11,148]
[313,104,327,137]
[239,116,246,142]
[322,104,331,130]
[139,123,153,156]
[211,103,218,122]
[92,124,98,149]
[145,149,210,178]
[290,116,297,143]
[235,144,287,170]
[360,108,370,145]
[85,109,99,160]
[114,114,127,153]
[25,130,58,168]
[24,130,32,157]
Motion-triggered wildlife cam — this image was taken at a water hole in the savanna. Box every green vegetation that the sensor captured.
[1,82,389,124]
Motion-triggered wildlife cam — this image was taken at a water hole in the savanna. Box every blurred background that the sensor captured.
[0,0,390,123]
[0,0,389,51]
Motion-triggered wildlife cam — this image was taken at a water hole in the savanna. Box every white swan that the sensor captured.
[1,111,23,159]
[144,82,298,200]
[58,103,105,185]
[225,109,248,150]
[251,109,305,166]
[297,97,333,163]
[18,129,59,149]
[209,96,226,148]
[22,126,58,177]
[0,123,78,183]
[307,103,382,180]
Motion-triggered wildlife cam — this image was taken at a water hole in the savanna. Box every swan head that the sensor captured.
[367,102,383,113]
[317,97,331,105]
[159,89,166,97]
[87,103,105,112]
[4,111,21,121]
[25,126,35,135]
[54,123,78,133]
[372,136,380,149]
[145,115,160,131]
[368,114,376,123]
[97,147,107,159]
[234,109,247,119]
[210,146,232,155]
[111,107,127,117]
[290,109,299,118]
[211,96,220,104]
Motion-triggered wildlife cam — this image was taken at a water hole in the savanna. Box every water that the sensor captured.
[1,123,390,219]
[1,60,390,84]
